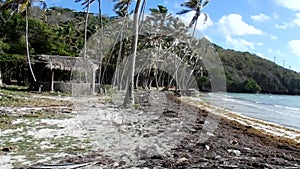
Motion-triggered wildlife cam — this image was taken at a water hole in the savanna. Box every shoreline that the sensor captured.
[172,94,300,146]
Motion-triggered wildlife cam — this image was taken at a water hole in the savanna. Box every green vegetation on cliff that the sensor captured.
[215,44,300,95]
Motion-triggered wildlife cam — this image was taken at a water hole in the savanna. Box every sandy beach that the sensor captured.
[1,91,300,168]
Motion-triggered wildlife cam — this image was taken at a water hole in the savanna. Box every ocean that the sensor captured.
[200,93,300,130]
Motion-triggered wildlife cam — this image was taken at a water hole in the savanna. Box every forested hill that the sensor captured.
[214,44,300,95]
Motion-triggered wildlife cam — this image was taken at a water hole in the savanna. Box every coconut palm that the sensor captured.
[146,5,172,90]
[121,0,143,105]
[97,0,104,89]
[176,0,209,37]
[112,0,131,89]
[124,0,143,105]
[75,0,106,93]
[112,0,144,105]
[75,0,95,58]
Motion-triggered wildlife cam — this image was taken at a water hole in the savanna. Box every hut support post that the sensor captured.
[51,69,54,92]
[0,68,2,87]
[91,70,96,95]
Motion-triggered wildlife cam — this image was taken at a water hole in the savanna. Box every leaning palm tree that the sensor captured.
[147,5,172,90]
[75,0,107,94]
[75,0,95,59]
[176,0,210,38]
[0,0,46,82]
[97,0,104,92]
[112,0,131,89]
[123,0,143,106]
[112,0,144,105]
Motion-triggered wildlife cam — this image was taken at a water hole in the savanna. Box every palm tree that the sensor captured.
[148,5,170,29]
[112,0,131,89]
[123,0,143,106]
[146,5,171,90]
[97,0,104,92]
[75,0,95,59]
[177,0,210,38]
[25,7,36,82]
[0,0,47,82]
[112,0,145,105]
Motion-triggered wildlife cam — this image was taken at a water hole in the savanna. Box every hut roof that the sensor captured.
[34,55,99,71]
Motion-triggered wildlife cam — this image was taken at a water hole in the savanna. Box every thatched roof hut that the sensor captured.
[34,55,99,71]
[33,55,99,93]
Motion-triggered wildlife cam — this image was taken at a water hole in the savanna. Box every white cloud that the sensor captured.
[275,13,300,29]
[268,49,273,53]
[275,23,290,29]
[269,34,278,40]
[225,35,255,51]
[276,50,284,57]
[203,35,212,42]
[288,40,300,57]
[251,13,271,22]
[218,14,263,36]
[274,0,300,11]
[293,13,300,26]
[257,42,264,46]
[273,13,279,19]
[178,11,214,31]
[256,52,268,59]
[174,2,181,9]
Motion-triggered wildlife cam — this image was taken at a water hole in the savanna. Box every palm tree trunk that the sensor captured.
[0,66,2,87]
[191,18,198,39]
[113,17,126,88]
[96,0,105,93]
[84,1,90,59]
[135,71,140,89]
[123,0,142,106]
[84,1,90,86]
[26,8,36,82]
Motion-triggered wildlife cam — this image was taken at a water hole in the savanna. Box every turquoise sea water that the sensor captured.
[201,93,300,130]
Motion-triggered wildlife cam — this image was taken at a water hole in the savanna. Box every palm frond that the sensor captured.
[176,9,192,15]
[181,0,199,9]
[202,0,210,8]
[149,8,158,13]
[18,0,29,13]
[113,0,131,17]
[157,5,167,13]
[189,10,200,27]
[189,15,197,27]
[75,0,95,9]
[203,12,208,23]
[82,0,95,7]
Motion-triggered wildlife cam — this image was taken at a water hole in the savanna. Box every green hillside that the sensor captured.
[215,44,300,95]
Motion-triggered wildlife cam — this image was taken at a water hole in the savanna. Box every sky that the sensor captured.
[46,0,300,72]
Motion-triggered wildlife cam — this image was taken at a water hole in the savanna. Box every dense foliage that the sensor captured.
[0,7,107,57]
[0,6,108,84]
[215,44,300,94]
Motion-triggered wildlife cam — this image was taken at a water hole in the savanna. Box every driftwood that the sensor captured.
[30,162,96,169]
